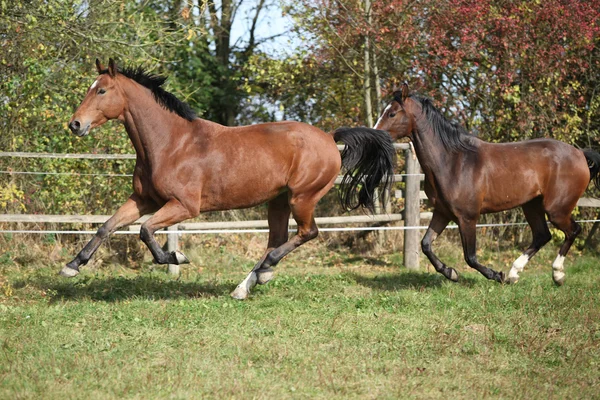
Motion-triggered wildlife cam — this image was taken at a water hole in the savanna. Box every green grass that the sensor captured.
[1,234,600,399]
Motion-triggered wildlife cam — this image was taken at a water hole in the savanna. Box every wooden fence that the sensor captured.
[0,144,431,274]
[2,145,600,275]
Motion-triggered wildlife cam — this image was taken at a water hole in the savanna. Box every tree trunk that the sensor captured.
[363,0,373,128]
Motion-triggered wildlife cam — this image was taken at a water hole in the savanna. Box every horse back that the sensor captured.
[188,120,340,211]
[475,139,589,213]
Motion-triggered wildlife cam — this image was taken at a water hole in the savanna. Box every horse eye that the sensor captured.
[98,88,106,95]
[389,112,396,118]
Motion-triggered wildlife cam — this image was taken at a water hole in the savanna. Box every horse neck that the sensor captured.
[410,107,454,176]
[120,79,191,165]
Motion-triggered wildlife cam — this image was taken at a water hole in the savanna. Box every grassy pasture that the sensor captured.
[1,232,599,399]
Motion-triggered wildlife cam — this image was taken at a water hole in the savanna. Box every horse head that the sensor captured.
[374,82,416,141]
[68,58,126,136]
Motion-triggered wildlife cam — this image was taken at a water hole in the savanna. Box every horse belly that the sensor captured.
[480,171,541,213]
[199,159,290,212]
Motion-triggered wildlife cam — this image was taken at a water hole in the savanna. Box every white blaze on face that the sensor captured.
[89,79,99,91]
[374,104,392,129]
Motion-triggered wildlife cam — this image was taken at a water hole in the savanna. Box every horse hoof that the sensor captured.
[256,268,274,285]
[497,271,507,284]
[553,272,565,286]
[448,268,459,282]
[59,266,79,277]
[507,269,520,284]
[174,251,190,265]
[230,285,249,300]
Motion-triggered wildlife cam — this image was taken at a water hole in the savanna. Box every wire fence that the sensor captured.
[2,220,600,236]
[1,148,599,237]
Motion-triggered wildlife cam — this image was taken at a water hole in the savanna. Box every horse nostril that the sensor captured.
[69,120,81,133]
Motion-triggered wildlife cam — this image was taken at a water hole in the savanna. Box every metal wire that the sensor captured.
[0,170,133,177]
[1,219,599,235]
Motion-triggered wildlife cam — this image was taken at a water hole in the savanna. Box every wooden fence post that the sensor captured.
[403,149,421,270]
[166,225,180,276]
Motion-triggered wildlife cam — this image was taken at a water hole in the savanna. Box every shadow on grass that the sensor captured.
[20,273,233,303]
[350,270,479,291]
[325,256,391,268]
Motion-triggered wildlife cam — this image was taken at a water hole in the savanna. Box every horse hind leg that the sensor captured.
[507,198,552,284]
[256,193,292,285]
[230,194,291,299]
[547,212,582,286]
[231,191,322,300]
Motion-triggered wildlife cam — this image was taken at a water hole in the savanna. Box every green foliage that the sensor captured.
[0,182,25,212]
[0,0,245,215]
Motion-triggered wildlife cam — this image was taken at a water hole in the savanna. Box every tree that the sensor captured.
[285,0,600,148]
[0,0,293,215]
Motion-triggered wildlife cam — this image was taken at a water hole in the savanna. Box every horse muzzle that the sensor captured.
[68,120,91,137]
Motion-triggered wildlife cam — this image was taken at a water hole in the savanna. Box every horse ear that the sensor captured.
[401,82,409,102]
[96,58,105,74]
[392,88,404,106]
[108,58,117,77]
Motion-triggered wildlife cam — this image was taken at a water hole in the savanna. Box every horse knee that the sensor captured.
[96,225,110,240]
[421,238,432,254]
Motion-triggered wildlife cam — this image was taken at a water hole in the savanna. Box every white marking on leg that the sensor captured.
[256,267,274,285]
[59,266,80,277]
[552,255,566,285]
[174,251,189,264]
[508,254,529,283]
[230,271,257,300]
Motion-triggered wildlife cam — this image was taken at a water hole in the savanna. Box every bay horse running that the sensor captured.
[60,58,395,299]
[374,83,600,285]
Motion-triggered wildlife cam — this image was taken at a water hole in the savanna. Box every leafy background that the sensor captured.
[1,0,600,217]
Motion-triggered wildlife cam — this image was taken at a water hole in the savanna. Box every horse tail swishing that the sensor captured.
[583,150,600,190]
[333,127,397,212]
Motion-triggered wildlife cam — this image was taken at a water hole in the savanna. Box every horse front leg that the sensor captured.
[421,210,458,281]
[139,198,196,265]
[60,194,157,277]
[457,216,506,283]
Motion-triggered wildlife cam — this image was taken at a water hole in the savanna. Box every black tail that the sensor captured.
[333,127,396,212]
[584,149,600,190]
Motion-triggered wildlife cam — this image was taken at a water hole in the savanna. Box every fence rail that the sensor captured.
[2,144,600,274]
[0,143,411,160]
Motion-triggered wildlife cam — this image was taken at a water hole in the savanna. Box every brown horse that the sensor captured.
[374,83,600,285]
[60,58,395,299]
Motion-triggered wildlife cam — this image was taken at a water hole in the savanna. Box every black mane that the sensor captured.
[411,95,476,152]
[102,65,197,121]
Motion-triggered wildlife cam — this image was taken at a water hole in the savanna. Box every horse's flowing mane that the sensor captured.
[102,65,197,121]
[411,95,476,152]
